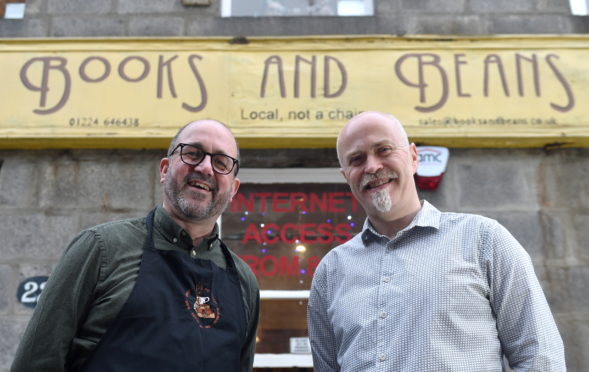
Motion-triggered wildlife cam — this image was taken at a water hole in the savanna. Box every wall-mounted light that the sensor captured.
[415,146,449,191]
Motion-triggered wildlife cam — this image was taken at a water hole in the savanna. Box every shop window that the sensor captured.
[570,0,589,15]
[1,0,26,19]
[221,168,365,369]
[221,0,373,17]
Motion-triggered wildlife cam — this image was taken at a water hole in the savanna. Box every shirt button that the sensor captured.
[380,312,388,319]
[172,238,178,243]
[382,277,390,283]
[378,355,387,362]
[191,249,197,257]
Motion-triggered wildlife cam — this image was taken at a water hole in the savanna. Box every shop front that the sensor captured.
[2,35,588,370]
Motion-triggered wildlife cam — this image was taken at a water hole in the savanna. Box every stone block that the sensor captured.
[374,0,401,15]
[0,18,47,37]
[47,0,112,14]
[570,17,589,33]
[401,0,466,13]
[39,154,155,210]
[22,0,44,16]
[0,317,29,370]
[181,0,211,6]
[455,149,540,211]
[557,315,589,371]
[0,265,14,314]
[538,210,570,262]
[542,266,572,314]
[0,154,37,208]
[0,213,78,260]
[128,16,185,36]
[535,0,572,13]
[469,0,535,13]
[569,266,589,313]
[488,14,573,34]
[543,265,589,315]
[51,16,125,37]
[541,149,589,209]
[481,210,545,262]
[401,15,486,37]
[572,213,589,261]
[118,0,184,14]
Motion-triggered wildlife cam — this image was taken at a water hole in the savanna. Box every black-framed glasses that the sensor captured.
[169,143,239,175]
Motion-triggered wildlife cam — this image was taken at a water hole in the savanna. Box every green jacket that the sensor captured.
[11,206,260,372]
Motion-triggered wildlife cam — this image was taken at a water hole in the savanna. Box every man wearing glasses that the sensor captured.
[12,120,260,372]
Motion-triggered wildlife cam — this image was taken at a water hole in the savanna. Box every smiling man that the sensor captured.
[307,111,565,371]
[12,120,260,372]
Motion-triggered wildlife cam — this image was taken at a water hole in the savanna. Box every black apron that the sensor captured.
[82,209,246,372]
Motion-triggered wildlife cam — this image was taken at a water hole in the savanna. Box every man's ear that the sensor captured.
[231,177,241,199]
[339,168,349,183]
[159,157,170,184]
[409,143,419,174]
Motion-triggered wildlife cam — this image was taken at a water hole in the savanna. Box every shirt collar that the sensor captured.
[361,200,441,243]
[154,205,220,251]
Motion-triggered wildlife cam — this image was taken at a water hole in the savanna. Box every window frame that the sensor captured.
[220,168,345,368]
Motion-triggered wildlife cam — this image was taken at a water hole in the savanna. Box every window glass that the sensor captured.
[223,181,365,354]
[221,0,374,17]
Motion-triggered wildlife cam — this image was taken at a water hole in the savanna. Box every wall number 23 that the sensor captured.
[16,276,49,308]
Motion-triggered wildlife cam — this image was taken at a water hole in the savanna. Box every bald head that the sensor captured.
[336,111,409,167]
[168,119,240,161]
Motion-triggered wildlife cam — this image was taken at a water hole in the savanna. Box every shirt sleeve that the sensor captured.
[308,259,340,372]
[11,230,104,372]
[484,221,566,371]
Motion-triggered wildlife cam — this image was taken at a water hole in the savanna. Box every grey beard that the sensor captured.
[371,188,392,213]
[164,174,230,222]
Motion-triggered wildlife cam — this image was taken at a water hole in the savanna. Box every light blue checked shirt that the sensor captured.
[308,201,565,372]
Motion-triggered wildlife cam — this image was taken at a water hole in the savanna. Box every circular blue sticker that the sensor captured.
[16,276,49,308]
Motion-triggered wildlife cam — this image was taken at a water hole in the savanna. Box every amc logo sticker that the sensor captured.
[415,147,450,190]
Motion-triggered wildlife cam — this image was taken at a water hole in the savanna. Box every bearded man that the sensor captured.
[307,111,565,372]
[12,120,259,372]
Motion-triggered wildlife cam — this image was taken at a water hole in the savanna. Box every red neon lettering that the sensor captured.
[231,192,254,212]
[335,223,353,243]
[329,192,345,213]
[260,255,278,277]
[280,223,298,244]
[255,193,272,213]
[280,256,300,276]
[271,192,290,212]
[242,223,262,244]
[317,223,334,244]
[262,223,280,244]
[309,192,328,212]
[299,223,316,243]
[290,192,308,212]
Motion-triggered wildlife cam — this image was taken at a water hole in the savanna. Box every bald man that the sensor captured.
[13,120,260,372]
[308,111,565,371]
